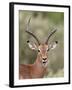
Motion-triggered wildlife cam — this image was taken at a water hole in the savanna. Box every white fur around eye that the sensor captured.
[39,49,40,51]
[38,49,40,52]
[47,48,49,51]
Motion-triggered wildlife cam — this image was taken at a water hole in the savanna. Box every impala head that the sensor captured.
[25,18,58,66]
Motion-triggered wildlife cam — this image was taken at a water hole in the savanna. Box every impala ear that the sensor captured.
[51,41,58,50]
[48,41,58,51]
[27,40,38,50]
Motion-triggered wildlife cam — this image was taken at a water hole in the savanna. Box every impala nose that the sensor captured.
[42,58,47,60]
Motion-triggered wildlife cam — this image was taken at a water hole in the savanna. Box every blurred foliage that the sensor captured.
[19,10,64,77]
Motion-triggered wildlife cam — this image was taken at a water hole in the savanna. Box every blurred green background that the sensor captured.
[19,10,64,77]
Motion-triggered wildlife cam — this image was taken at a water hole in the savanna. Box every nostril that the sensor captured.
[43,58,47,60]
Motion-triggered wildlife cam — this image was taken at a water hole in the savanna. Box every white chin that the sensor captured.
[42,60,48,67]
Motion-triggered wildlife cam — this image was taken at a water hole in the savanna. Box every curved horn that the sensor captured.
[26,31,40,45]
[25,18,40,45]
[45,29,57,44]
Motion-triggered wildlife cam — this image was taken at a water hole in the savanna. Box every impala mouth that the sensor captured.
[42,60,47,64]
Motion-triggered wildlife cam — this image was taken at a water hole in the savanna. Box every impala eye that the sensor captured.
[38,49,40,52]
[47,48,49,52]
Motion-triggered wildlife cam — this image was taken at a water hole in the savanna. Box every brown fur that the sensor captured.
[19,44,48,79]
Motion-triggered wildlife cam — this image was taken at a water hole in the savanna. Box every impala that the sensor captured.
[19,18,58,79]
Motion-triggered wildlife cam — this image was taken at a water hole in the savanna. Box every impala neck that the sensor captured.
[34,54,43,68]
[31,54,47,78]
